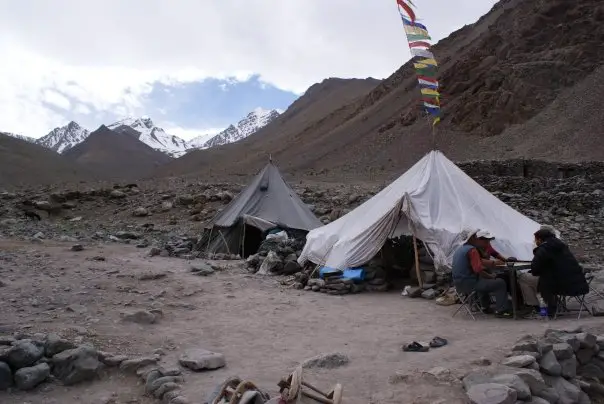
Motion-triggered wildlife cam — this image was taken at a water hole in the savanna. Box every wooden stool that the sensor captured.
[278,366,343,404]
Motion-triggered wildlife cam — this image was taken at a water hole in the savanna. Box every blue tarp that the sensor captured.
[319,267,365,282]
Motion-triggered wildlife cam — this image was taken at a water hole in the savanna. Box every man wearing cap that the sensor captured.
[474,230,508,267]
[452,229,512,318]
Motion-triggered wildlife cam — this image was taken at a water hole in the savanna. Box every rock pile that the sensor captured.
[462,328,604,404]
[0,333,102,391]
[0,331,216,404]
[246,236,306,276]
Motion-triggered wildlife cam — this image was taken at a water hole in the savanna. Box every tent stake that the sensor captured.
[412,234,423,288]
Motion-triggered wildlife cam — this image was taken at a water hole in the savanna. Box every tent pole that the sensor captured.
[412,234,423,288]
[206,228,214,254]
[241,223,246,258]
[219,230,232,255]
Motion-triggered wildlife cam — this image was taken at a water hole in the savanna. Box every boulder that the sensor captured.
[122,310,158,324]
[543,375,582,404]
[282,260,302,275]
[45,333,76,357]
[466,383,517,404]
[179,349,225,371]
[0,361,12,390]
[133,207,149,217]
[14,363,50,390]
[552,343,575,361]
[190,262,214,276]
[559,356,577,379]
[6,340,44,369]
[576,348,595,365]
[502,355,536,368]
[490,374,531,401]
[52,345,102,385]
[576,333,597,350]
[120,357,158,373]
[539,350,562,376]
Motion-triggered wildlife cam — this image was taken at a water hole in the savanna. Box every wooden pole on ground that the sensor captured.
[412,234,423,288]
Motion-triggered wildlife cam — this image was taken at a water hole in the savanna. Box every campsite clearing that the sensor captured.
[1,239,602,404]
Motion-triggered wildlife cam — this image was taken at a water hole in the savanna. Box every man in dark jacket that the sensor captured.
[531,228,589,314]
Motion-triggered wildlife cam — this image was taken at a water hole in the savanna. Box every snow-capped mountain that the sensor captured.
[36,121,90,153]
[1,132,36,143]
[108,117,189,158]
[192,108,281,150]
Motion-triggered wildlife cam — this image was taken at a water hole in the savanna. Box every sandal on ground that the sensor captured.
[429,337,448,348]
[495,311,513,319]
[402,341,429,352]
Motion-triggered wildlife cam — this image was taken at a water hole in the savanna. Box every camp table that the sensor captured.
[496,262,532,319]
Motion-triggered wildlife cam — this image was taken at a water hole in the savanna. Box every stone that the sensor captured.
[110,190,126,199]
[536,341,553,356]
[502,355,536,368]
[545,332,580,352]
[145,369,165,393]
[133,207,149,217]
[490,374,531,401]
[0,336,15,345]
[512,340,539,353]
[576,348,595,365]
[179,349,225,371]
[552,343,575,361]
[122,310,158,324]
[6,339,45,369]
[154,382,180,399]
[282,260,302,275]
[45,333,76,357]
[543,375,582,404]
[523,398,550,404]
[101,354,128,367]
[466,383,517,404]
[0,361,13,390]
[71,244,84,251]
[472,357,493,366]
[578,363,604,381]
[576,333,597,350]
[190,262,214,276]
[539,350,562,376]
[558,356,577,379]
[147,376,184,394]
[52,345,101,385]
[119,357,158,373]
[163,390,183,404]
[301,352,349,369]
[14,363,50,390]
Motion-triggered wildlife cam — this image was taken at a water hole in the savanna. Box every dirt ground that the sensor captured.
[1,239,603,404]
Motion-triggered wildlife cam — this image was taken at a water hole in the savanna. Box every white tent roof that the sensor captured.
[298,151,541,271]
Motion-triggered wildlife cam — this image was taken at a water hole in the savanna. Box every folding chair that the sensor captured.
[452,289,483,321]
[585,273,604,302]
[553,294,592,320]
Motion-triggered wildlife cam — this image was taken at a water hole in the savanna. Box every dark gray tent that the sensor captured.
[199,161,322,257]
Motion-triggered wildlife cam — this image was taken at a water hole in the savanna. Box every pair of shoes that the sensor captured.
[522,311,541,320]
[402,341,429,352]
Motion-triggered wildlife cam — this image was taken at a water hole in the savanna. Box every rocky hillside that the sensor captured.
[0,132,94,188]
[156,0,604,182]
[62,126,173,180]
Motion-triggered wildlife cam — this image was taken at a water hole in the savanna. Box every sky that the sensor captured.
[0,0,499,140]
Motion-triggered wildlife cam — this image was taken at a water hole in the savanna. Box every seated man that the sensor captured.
[530,227,589,315]
[475,230,507,265]
[518,225,558,316]
[452,229,512,318]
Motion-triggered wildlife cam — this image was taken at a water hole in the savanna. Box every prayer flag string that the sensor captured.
[396,0,442,126]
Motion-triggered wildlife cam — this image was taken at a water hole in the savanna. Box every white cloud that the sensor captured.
[0,0,499,138]
[41,89,71,110]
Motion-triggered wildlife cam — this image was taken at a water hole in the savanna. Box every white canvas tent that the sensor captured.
[298,151,542,272]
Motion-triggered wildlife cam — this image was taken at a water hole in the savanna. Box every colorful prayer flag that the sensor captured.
[395,0,442,125]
